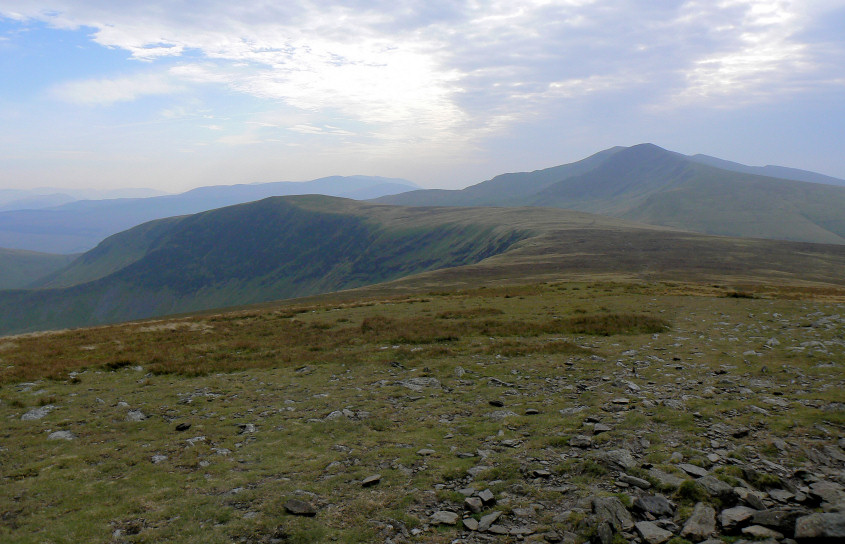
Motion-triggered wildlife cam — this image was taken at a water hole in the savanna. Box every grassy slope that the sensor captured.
[0,248,77,289]
[0,281,842,543]
[0,196,531,335]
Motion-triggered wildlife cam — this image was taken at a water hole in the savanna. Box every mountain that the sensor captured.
[689,154,845,186]
[0,176,418,254]
[376,144,845,244]
[3,195,844,335]
[0,195,526,334]
[0,248,77,290]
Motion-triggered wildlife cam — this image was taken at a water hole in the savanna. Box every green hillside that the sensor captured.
[0,248,77,289]
[0,196,529,335]
[3,194,844,336]
[377,144,845,244]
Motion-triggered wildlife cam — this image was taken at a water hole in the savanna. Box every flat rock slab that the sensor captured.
[478,511,502,532]
[431,511,459,525]
[284,499,317,517]
[361,474,381,487]
[720,505,758,532]
[636,521,674,544]
[47,430,76,441]
[795,512,845,541]
[593,496,634,532]
[21,405,55,420]
[681,502,717,542]
[678,463,709,478]
[634,494,674,518]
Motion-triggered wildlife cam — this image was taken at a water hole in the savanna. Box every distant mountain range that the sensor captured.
[375,144,845,244]
[2,194,844,335]
[0,187,168,212]
[0,176,418,254]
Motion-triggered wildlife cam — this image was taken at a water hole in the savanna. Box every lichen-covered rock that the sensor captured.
[680,502,717,542]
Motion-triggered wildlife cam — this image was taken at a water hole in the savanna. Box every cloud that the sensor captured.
[49,72,182,105]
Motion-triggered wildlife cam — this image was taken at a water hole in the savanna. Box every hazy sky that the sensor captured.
[1,1,844,192]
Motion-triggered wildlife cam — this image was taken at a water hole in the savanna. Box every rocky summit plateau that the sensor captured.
[1,280,842,543]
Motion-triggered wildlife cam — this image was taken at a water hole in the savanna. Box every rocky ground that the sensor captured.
[0,282,843,543]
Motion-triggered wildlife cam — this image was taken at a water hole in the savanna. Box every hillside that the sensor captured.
[377,144,845,244]
[0,248,77,290]
[3,195,845,336]
[0,175,418,254]
[0,196,528,335]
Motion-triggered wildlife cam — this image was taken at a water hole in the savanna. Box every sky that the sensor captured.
[1,1,844,193]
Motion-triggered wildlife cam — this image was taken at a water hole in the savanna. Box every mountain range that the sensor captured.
[1,194,843,335]
[375,144,845,244]
[0,175,418,254]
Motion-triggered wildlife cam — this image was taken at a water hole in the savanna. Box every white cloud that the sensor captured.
[49,72,182,105]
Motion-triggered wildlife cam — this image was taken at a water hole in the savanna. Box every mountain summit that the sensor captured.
[377,144,845,244]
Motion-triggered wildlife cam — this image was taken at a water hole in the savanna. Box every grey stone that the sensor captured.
[620,474,652,489]
[720,506,758,532]
[21,405,55,420]
[635,521,674,544]
[126,410,146,422]
[417,448,435,456]
[697,475,736,501]
[284,499,317,516]
[478,489,496,506]
[649,468,686,490]
[594,423,613,434]
[478,511,502,532]
[464,496,483,514]
[151,454,168,464]
[463,517,479,531]
[593,496,634,531]
[678,463,709,478]
[597,521,614,544]
[741,525,783,539]
[569,435,593,448]
[47,430,76,441]
[593,449,637,470]
[398,377,441,391]
[361,474,381,487]
[488,524,508,534]
[809,481,844,505]
[633,494,674,518]
[680,502,717,542]
[752,508,810,534]
[794,512,845,541]
[430,511,459,525]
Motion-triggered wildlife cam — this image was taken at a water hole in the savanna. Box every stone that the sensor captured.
[619,474,652,489]
[362,474,381,487]
[680,502,717,542]
[399,377,441,392]
[151,454,167,464]
[417,448,435,456]
[752,507,810,534]
[809,481,845,505]
[21,405,55,420]
[284,499,317,516]
[175,422,191,431]
[430,511,459,525]
[649,468,686,490]
[488,524,508,535]
[569,435,593,448]
[126,410,146,422]
[531,469,552,479]
[47,430,76,441]
[633,494,674,518]
[741,525,784,539]
[525,408,540,415]
[593,496,634,531]
[794,512,845,541]
[594,423,612,434]
[478,511,502,532]
[678,463,709,478]
[593,449,637,470]
[463,517,479,531]
[478,489,496,506]
[635,521,674,544]
[720,506,758,532]
[465,497,483,514]
[489,400,504,407]
[696,475,736,501]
